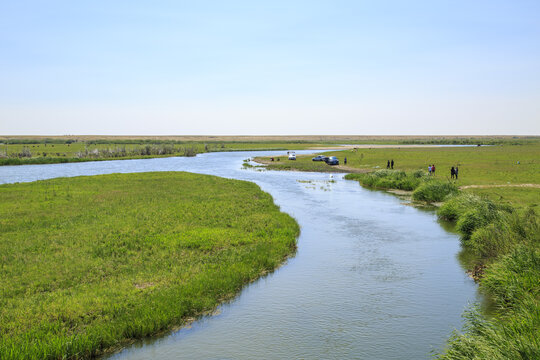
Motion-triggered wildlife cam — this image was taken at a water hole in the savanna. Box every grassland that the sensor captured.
[0,172,299,359]
[257,142,540,209]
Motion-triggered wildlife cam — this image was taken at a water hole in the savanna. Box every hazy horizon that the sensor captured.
[1,1,539,135]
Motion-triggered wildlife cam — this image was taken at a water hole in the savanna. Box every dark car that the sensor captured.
[325,156,339,165]
[312,155,328,161]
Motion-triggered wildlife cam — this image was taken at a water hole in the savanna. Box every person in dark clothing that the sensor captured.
[391,159,394,169]
[387,160,390,169]
[455,167,459,180]
[451,167,455,179]
[344,157,347,165]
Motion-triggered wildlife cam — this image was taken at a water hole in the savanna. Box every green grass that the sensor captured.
[344,170,458,202]
[435,192,539,359]
[0,172,299,359]
[258,141,539,208]
[344,169,425,191]
[323,143,540,186]
[411,181,458,202]
[462,187,539,212]
[438,245,540,360]
[255,155,351,173]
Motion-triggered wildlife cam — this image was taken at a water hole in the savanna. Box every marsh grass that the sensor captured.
[0,141,332,166]
[344,169,458,202]
[345,169,425,191]
[439,246,540,360]
[436,194,539,359]
[411,181,458,202]
[0,172,299,359]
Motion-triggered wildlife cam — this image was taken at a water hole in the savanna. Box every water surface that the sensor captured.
[0,151,478,360]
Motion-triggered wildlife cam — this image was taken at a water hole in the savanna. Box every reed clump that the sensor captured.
[345,169,425,191]
[437,193,539,359]
[411,180,458,202]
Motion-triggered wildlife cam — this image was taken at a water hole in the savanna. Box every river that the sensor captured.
[0,150,478,360]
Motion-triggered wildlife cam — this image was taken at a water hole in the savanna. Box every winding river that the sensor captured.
[0,150,478,360]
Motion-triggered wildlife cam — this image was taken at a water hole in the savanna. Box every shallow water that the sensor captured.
[0,151,478,360]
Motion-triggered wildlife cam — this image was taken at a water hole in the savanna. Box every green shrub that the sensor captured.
[455,202,511,242]
[345,170,424,191]
[438,298,540,360]
[468,222,514,259]
[411,181,458,202]
[482,245,540,307]
[438,193,487,221]
[412,169,425,178]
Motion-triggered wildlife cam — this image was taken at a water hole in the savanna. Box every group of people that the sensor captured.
[381,158,459,180]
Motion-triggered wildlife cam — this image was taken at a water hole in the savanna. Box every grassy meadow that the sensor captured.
[258,141,540,209]
[0,172,299,359]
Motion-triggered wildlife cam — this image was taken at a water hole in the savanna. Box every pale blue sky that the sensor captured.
[1,1,539,135]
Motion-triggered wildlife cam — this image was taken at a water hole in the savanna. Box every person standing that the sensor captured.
[428,164,432,175]
[387,160,390,169]
[344,157,347,165]
[391,159,394,169]
[432,164,435,174]
[451,167,455,179]
[455,166,459,180]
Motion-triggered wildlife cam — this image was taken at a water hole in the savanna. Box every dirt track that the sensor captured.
[460,184,540,189]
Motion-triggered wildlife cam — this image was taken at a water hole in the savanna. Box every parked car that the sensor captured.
[325,156,339,165]
[312,155,328,161]
[288,152,296,160]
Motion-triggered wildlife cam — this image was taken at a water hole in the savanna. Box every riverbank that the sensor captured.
[340,175,539,358]
[0,172,299,359]
[334,171,538,358]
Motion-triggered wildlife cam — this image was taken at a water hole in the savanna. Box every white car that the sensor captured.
[288,152,296,160]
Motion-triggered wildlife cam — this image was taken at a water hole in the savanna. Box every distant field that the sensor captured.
[1,135,538,166]
[2,135,535,142]
[256,142,540,209]
[0,172,299,359]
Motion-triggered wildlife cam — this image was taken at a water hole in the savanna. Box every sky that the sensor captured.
[1,1,539,135]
